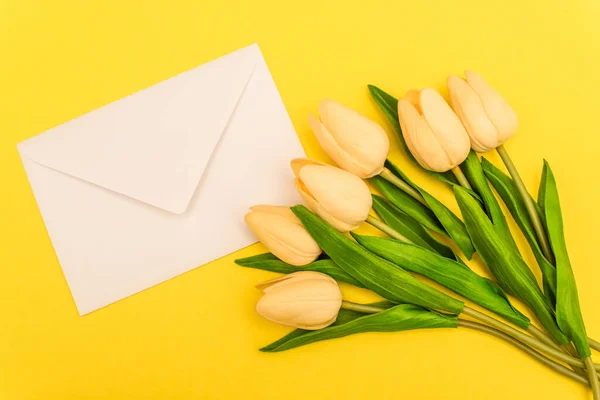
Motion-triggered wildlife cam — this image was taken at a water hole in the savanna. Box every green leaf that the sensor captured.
[482,158,557,303]
[453,186,568,344]
[380,159,476,259]
[370,176,445,235]
[368,85,459,186]
[291,205,465,314]
[538,161,590,357]
[352,233,530,328]
[235,253,365,288]
[460,151,520,255]
[419,190,475,260]
[371,194,455,260]
[260,304,458,352]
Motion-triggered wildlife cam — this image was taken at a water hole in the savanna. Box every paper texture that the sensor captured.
[18,43,305,314]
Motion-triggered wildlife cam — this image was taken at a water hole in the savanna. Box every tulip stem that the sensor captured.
[590,337,600,352]
[366,215,413,244]
[451,166,473,190]
[340,300,385,314]
[529,326,587,376]
[380,168,428,207]
[585,357,600,399]
[496,145,555,265]
[462,306,591,369]
[458,319,589,387]
[527,324,561,349]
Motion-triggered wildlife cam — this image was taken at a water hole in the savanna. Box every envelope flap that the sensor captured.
[18,45,259,214]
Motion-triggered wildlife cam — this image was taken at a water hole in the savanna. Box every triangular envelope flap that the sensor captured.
[18,45,258,214]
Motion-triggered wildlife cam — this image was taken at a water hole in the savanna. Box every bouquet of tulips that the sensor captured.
[235,71,600,397]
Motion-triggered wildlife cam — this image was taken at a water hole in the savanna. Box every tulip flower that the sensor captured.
[291,158,372,232]
[448,71,553,264]
[447,71,518,153]
[308,99,390,179]
[245,205,322,266]
[397,88,473,189]
[255,271,343,330]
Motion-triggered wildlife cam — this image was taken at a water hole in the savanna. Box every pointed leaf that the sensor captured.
[453,186,568,344]
[261,304,458,352]
[352,233,530,328]
[482,158,557,303]
[381,159,476,259]
[235,253,364,288]
[372,195,455,260]
[538,161,590,357]
[461,151,520,255]
[291,205,464,314]
[370,176,445,234]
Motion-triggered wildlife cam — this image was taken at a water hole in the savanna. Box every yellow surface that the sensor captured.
[1,0,599,398]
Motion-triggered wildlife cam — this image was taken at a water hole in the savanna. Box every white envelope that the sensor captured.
[18,43,305,315]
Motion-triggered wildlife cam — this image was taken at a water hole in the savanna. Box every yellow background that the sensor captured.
[1,0,599,398]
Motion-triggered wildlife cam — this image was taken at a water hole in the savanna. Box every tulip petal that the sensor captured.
[419,88,471,167]
[249,205,301,225]
[398,98,454,172]
[256,270,335,292]
[315,100,389,178]
[298,165,372,231]
[290,158,328,178]
[255,277,342,330]
[245,211,322,266]
[465,71,518,145]
[403,89,421,113]
[447,75,499,153]
[294,178,357,232]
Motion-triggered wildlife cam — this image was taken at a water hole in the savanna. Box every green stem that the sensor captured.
[451,166,473,190]
[340,301,385,314]
[458,319,588,386]
[496,145,555,265]
[585,357,600,399]
[564,343,589,376]
[590,337,600,352]
[462,306,589,369]
[366,215,413,243]
[380,167,428,207]
[529,325,587,376]
[527,325,560,349]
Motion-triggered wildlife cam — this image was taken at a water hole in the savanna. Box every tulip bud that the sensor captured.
[291,158,372,232]
[256,271,343,330]
[447,71,518,153]
[308,99,390,179]
[245,205,322,266]
[397,88,471,172]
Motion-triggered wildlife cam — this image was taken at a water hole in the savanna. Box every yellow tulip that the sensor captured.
[291,158,372,232]
[397,88,471,172]
[255,271,342,330]
[245,205,322,266]
[308,99,390,178]
[447,71,518,152]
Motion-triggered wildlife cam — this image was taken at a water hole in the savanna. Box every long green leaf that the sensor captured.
[235,253,364,288]
[368,85,458,186]
[261,301,396,352]
[370,176,445,234]
[461,151,520,255]
[379,159,476,259]
[453,186,568,344]
[352,233,530,328]
[371,194,455,259]
[261,304,458,352]
[482,158,557,304]
[292,205,464,314]
[538,161,590,357]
